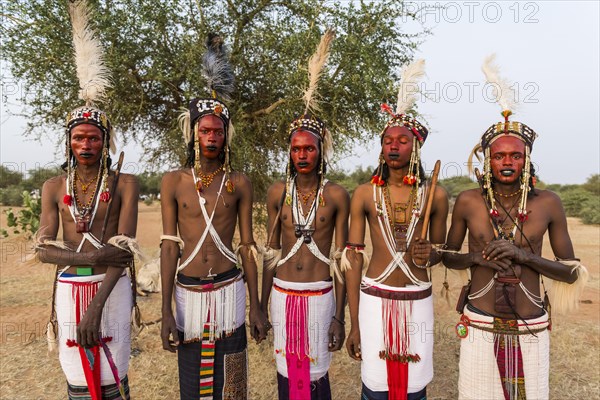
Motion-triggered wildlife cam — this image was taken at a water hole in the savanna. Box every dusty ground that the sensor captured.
[0,203,598,399]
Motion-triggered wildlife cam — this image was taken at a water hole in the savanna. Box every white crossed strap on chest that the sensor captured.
[367,183,431,288]
[277,178,330,267]
[175,170,236,273]
[59,174,106,274]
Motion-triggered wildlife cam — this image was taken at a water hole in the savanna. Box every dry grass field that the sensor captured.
[1,203,598,399]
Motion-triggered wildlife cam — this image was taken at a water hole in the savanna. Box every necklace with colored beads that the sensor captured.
[195,165,223,192]
[383,183,417,252]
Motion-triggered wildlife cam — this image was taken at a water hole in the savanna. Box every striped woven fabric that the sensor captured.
[199,324,215,399]
[67,375,129,400]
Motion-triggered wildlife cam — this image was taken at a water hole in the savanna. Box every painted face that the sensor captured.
[70,124,104,166]
[196,114,226,160]
[489,136,526,185]
[381,126,414,170]
[290,130,320,175]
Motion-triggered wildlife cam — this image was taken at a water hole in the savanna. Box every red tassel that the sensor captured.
[403,175,416,186]
[371,175,380,185]
[63,194,73,206]
[99,191,111,202]
[518,212,528,223]
[490,209,500,218]
[380,103,395,117]
[195,180,203,192]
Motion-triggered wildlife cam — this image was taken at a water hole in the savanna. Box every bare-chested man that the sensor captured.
[37,3,138,398]
[442,56,588,400]
[343,59,448,400]
[260,29,348,400]
[160,35,267,400]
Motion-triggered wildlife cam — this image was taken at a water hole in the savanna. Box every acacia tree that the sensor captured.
[2,0,426,200]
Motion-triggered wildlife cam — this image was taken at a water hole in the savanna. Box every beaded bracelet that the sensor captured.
[412,257,431,269]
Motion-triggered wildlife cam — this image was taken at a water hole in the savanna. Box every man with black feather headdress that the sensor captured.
[159,34,268,399]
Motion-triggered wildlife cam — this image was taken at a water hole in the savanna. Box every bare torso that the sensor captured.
[453,188,563,319]
[44,172,134,274]
[164,169,246,278]
[353,182,447,287]
[272,180,345,282]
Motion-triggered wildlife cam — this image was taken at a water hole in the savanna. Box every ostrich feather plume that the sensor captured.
[396,59,426,115]
[202,34,235,102]
[303,29,335,114]
[482,54,517,113]
[68,0,111,105]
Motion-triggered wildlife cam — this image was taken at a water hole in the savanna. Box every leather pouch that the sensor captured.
[494,275,520,314]
[456,281,471,313]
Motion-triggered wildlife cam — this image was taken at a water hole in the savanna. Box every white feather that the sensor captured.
[481,54,517,113]
[303,29,335,114]
[396,59,426,115]
[69,0,111,105]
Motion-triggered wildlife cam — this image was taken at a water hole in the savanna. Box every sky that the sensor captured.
[1,1,599,184]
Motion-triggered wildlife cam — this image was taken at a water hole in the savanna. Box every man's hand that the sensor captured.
[410,238,432,267]
[161,313,179,353]
[471,251,511,272]
[328,317,345,352]
[346,326,361,361]
[483,240,530,265]
[249,306,270,344]
[94,245,133,267]
[77,306,102,348]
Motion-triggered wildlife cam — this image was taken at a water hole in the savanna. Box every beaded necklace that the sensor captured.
[296,187,317,206]
[195,165,224,192]
[382,183,417,252]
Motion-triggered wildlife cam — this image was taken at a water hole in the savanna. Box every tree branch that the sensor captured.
[248,98,286,118]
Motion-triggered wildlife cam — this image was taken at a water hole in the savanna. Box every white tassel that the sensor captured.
[46,320,58,353]
[330,249,344,284]
[549,260,589,315]
[177,109,192,144]
[340,247,370,273]
[482,54,517,114]
[107,235,146,262]
[261,246,282,271]
[136,259,161,293]
[396,59,426,115]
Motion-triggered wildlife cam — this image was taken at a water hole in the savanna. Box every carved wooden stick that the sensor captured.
[420,160,441,240]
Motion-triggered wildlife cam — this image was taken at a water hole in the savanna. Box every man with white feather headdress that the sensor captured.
[343,59,448,400]
[260,29,350,399]
[159,34,268,399]
[36,1,140,399]
[442,55,588,400]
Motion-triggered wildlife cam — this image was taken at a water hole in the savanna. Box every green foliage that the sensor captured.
[21,166,64,192]
[561,188,596,218]
[2,0,427,201]
[143,196,154,206]
[581,174,600,195]
[580,199,600,225]
[438,176,479,199]
[1,191,42,239]
[0,165,23,188]
[328,166,374,194]
[0,185,28,206]
[138,172,163,196]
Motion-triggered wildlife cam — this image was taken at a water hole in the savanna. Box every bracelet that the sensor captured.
[345,242,365,250]
[332,316,345,325]
[412,257,431,269]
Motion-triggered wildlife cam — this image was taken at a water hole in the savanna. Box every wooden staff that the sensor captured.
[100,151,125,244]
[419,160,441,240]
